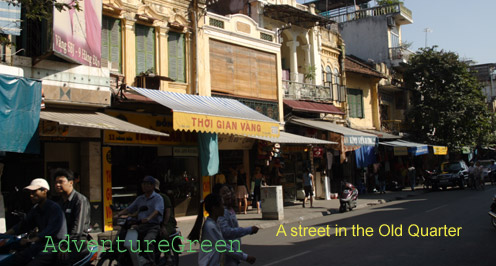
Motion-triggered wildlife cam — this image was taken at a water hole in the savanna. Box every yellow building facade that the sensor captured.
[102,0,191,93]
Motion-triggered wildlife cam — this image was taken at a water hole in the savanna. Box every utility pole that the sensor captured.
[424,28,432,48]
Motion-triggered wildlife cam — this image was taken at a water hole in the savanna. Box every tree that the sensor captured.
[404,46,494,151]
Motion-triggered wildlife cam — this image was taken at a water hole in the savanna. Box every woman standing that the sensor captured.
[235,165,249,214]
[252,167,264,214]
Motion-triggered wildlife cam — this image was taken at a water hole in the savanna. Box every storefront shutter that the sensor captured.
[168,32,178,80]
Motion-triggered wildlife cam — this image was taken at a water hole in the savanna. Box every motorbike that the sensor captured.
[97,206,179,266]
[339,182,358,213]
[489,194,496,229]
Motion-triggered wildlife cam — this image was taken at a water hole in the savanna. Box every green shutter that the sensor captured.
[136,24,146,75]
[109,19,121,73]
[168,32,178,80]
[176,33,185,82]
[347,89,363,118]
[145,27,155,73]
[102,17,109,65]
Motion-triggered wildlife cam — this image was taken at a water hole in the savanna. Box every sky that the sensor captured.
[297,0,496,64]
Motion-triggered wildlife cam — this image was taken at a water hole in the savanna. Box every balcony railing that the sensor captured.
[321,3,412,24]
[389,46,414,60]
[283,80,346,102]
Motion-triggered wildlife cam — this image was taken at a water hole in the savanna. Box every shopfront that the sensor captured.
[102,110,199,231]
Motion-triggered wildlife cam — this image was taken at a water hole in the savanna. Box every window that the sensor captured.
[325,66,332,84]
[347,88,364,118]
[135,24,155,75]
[168,32,185,82]
[102,16,122,73]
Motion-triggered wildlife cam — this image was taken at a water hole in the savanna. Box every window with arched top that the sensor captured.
[333,68,340,84]
[326,66,332,83]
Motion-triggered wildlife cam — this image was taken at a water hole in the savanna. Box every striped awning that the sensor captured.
[130,87,280,138]
[248,131,337,145]
[40,110,169,137]
[380,140,428,156]
[291,118,377,146]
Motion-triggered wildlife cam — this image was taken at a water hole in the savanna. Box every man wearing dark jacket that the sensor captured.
[53,168,91,264]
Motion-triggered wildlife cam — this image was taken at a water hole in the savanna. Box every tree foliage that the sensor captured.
[404,46,494,151]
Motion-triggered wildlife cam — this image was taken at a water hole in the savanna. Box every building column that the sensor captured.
[286,40,299,82]
[302,44,312,84]
[157,23,169,90]
[80,141,102,231]
[123,13,136,84]
[185,31,192,94]
[311,28,323,86]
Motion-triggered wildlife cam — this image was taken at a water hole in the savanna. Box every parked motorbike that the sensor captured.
[489,194,496,229]
[339,182,358,213]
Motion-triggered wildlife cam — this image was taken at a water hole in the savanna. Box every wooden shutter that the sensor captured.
[168,32,178,80]
[176,33,185,82]
[348,89,363,118]
[109,18,121,73]
[136,24,146,75]
[101,17,110,68]
[145,27,155,73]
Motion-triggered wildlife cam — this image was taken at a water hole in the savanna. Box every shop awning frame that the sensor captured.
[290,118,377,146]
[247,131,337,145]
[380,140,428,156]
[40,110,169,137]
[130,87,280,138]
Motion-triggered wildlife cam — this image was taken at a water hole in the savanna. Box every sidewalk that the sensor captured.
[175,187,428,235]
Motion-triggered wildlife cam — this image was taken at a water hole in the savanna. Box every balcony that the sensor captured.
[283,80,346,102]
[321,3,413,25]
[389,46,414,67]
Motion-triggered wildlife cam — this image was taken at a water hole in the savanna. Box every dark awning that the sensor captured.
[263,4,332,28]
[284,100,345,115]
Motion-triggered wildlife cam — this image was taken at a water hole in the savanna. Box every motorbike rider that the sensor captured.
[153,178,177,238]
[5,178,67,266]
[114,175,164,263]
[53,168,91,265]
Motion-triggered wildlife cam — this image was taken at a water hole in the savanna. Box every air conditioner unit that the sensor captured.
[387,16,396,27]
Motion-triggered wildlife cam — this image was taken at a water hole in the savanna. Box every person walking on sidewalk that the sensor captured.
[217,184,259,266]
[408,164,416,191]
[188,193,256,266]
[303,168,314,208]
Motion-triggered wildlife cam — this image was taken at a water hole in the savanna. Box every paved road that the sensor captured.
[179,186,496,266]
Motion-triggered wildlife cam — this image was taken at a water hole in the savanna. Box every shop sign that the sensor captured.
[104,111,197,145]
[102,147,113,231]
[173,146,198,157]
[39,120,100,138]
[409,145,428,156]
[173,112,279,138]
[312,147,324,158]
[433,146,448,155]
[393,146,408,156]
[218,134,255,150]
[344,135,377,146]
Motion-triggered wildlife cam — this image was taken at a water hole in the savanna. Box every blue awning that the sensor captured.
[0,74,42,153]
[380,140,429,156]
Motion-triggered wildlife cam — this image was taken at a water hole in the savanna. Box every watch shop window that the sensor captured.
[348,88,364,118]
[168,31,186,83]
[102,16,122,73]
[135,24,156,75]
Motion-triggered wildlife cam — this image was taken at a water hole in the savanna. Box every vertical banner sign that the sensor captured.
[102,147,113,231]
[53,0,102,67]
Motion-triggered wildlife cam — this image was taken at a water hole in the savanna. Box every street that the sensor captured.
[179,186,496,266]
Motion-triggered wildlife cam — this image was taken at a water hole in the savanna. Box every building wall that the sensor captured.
[346,72,380,130]
[103,0,191,93]
[339,16,389,64]
[198,12,284,123]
